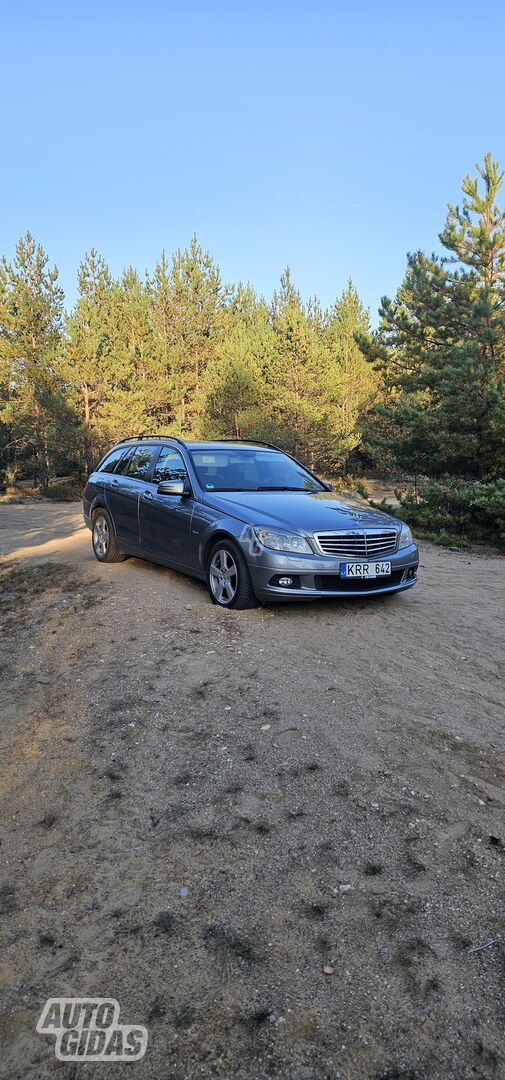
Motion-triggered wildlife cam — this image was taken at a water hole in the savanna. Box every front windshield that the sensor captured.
[190,448,325,493]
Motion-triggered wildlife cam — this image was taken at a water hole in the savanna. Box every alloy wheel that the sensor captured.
[209,548,238,605]
[93,514,110,558]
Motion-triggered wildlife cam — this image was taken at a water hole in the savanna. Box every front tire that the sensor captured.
[206,539,258,610]
[91,508,127,563]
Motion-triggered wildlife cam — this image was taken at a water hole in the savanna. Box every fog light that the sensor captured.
[278,576,293,586]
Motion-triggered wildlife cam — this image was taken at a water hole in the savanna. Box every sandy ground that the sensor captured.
[0,503,505,1080]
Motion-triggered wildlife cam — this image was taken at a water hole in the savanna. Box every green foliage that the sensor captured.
[0,232,80,489]
[202,318,268,439]
[1,159,504,550]
[266,272,336,466]
[352,479,369,498]
[361,155,505,482]
[357,154,505,551]
[1,236,376,485]
[324,280,375,459]
[46,481,84,501]
[472,478,505,547]
[393,477,505,551]
[149,235,228,433]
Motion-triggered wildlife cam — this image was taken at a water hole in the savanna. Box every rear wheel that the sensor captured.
[92,508,127,563]
[206,539,258,610]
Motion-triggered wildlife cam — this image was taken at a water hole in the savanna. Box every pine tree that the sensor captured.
[0,232,75,487]
[266,269,336,468]
[64,250,113,468]
[164,236,228,434]
[146,251,176,428]
[99,269,158,441]
[362,156,505,480]
[202,285,272,438]
[0,235,376,485]
[203,324,264,437]
[324,280,375,465]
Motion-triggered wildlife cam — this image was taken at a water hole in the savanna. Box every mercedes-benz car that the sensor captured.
[83,437,419,609]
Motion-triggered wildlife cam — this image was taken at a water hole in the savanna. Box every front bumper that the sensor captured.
[246,543,419,601]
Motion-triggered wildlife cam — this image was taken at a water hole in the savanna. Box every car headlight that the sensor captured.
[254,527,312,554]
[398,522,413,549]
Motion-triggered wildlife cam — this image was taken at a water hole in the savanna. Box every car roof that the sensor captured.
[115,438,281,452]
[185,441,279,451]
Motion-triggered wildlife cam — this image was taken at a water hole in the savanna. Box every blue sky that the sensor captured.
[1,0,504,322]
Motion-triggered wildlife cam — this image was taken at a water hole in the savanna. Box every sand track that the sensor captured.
[1,503,504,1079]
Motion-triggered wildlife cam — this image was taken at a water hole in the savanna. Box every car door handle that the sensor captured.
[143,490,153,500]
[111,478,119,485]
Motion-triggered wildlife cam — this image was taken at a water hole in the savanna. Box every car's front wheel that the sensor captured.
[92,508,127,563]
[206,539,258,609]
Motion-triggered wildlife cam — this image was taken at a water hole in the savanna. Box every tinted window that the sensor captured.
[189,449,324,492]
[153,446,188,483]
[115,448,134,475]
[97,446,127,473]
[126,446,157,481]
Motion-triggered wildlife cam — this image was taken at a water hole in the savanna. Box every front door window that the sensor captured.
[153,447,188,484]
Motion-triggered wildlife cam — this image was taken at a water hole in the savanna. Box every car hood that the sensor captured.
[203,489,401,534]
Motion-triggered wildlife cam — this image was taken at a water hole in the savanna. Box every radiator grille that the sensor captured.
[314,530,398,559]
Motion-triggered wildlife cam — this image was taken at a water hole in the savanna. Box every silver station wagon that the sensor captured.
[83,437,419,609]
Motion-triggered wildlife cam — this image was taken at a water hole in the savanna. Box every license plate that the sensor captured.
[340,561,391,578]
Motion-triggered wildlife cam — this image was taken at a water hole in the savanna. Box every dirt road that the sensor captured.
[1,503,505,1079]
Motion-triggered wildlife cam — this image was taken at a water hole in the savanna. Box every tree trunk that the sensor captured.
[83,383,90,425]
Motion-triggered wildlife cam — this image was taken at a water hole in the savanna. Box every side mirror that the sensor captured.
[157,479,188,496]
[324,482,333,491]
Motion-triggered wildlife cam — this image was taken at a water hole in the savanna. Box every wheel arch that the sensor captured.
[203,528,240,566]
[90,501,106,519]
[90,501,119,543]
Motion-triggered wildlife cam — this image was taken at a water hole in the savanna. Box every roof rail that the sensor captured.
[121,434,188,446]
[214,438,284,451]
[119,435,282,451]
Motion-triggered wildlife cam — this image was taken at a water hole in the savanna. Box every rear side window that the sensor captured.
[115,448,133,475]
[126,446,157,481]
[153,446,188,483]
[97,446,128,473]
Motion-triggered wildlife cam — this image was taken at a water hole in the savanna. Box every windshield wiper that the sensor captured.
[206,485,318,493]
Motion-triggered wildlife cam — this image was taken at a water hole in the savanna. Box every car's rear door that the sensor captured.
[139,445,198,568]
[106,444,158,547]
[86,445,131,522]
